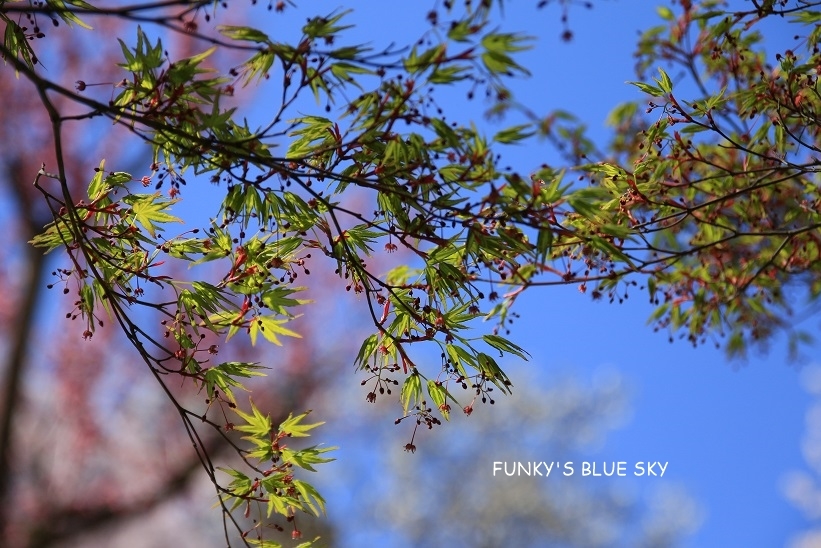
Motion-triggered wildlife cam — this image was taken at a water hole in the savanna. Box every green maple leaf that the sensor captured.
[122,193,182,237]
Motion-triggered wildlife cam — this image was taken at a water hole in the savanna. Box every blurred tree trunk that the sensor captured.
[0,160,49,541]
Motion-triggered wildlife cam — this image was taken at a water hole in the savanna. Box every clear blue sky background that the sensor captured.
[247,1,815,547]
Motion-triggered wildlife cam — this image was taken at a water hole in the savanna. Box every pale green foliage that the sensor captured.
[7,0,821,544]
[579,0,821,357]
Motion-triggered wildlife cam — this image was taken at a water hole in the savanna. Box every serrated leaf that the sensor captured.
[260,286,310,315]
[234,399,272,436]
[122,193,181,238]
[493,124,535,144]
[426,380,453,420]
[656,67,673,93]
[203,361,266,402]
[249,315,301,346]
[354,333,379,370]
[53,0,94,30]
[482,334,530,360]
[87,159,108,200]
[279,410,322,438]
[627,80,664,97]
[400,372,422,414]
[218,25,271,43]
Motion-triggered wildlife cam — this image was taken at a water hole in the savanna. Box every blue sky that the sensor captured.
[250,1,817,546]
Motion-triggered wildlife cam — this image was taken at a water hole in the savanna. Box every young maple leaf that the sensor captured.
[122,193,182,237]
